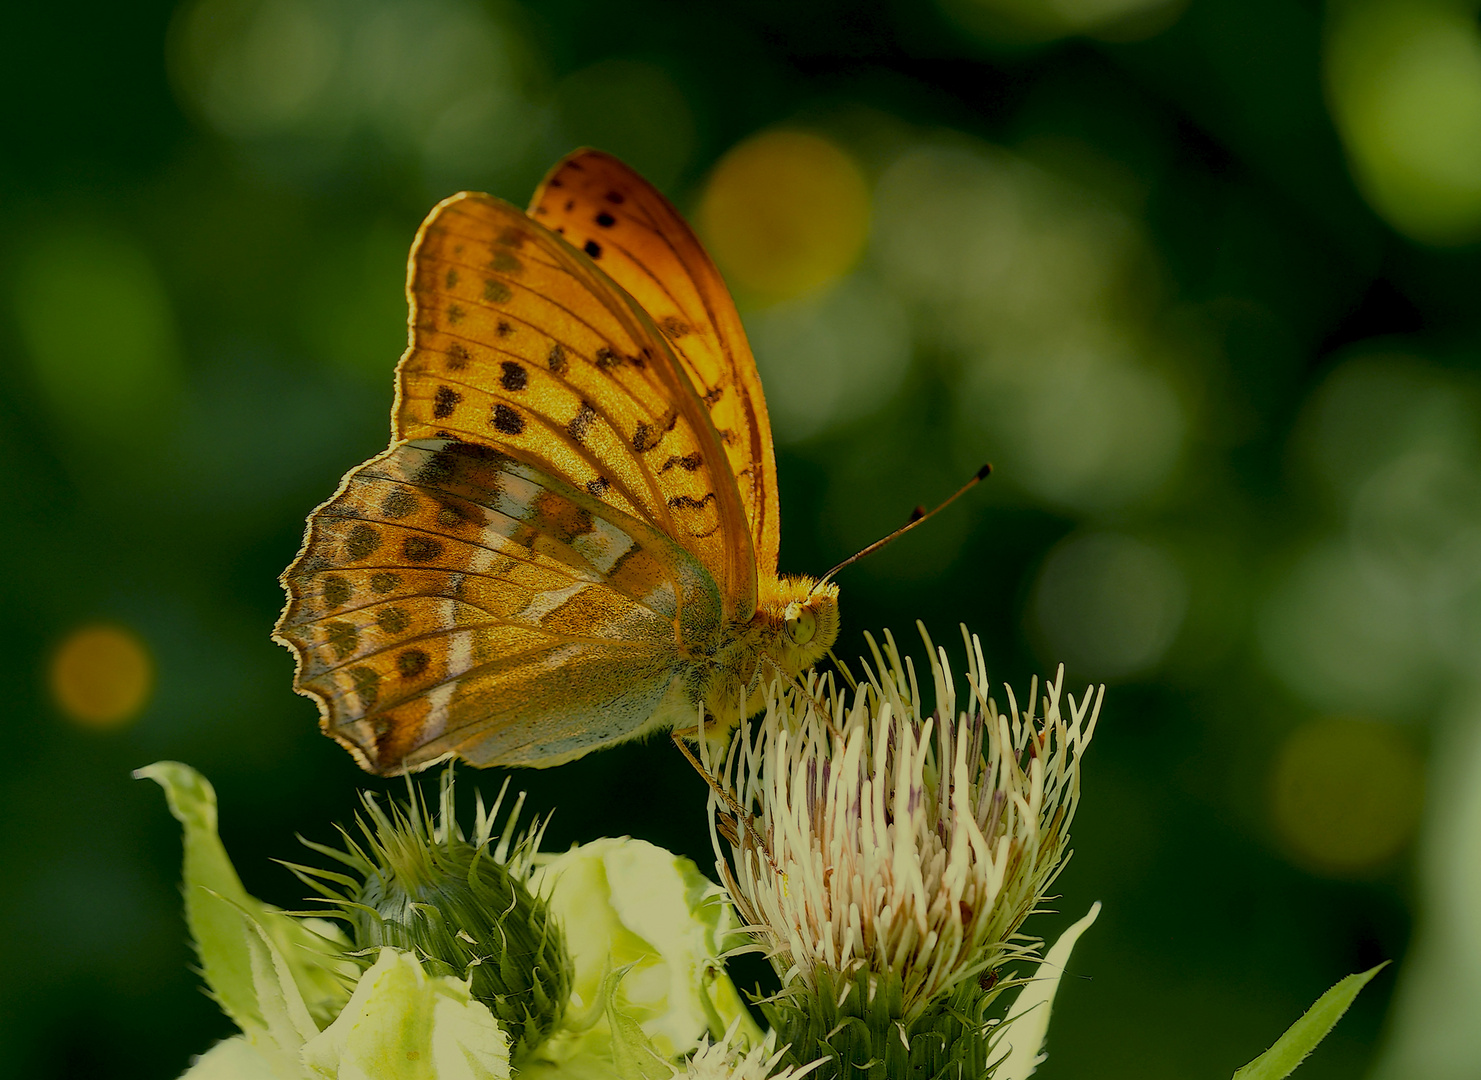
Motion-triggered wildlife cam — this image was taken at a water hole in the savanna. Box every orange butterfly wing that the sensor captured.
[276,439,724,771]
[527,150,782,579]
[393,190,756,616]
[277,189,768,772]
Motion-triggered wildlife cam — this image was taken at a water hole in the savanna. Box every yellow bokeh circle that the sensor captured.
[698,130,871,302]
[1270,716,1424,874]
[50,623,154,728]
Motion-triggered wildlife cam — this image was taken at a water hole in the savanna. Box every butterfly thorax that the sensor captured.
[695,574,840,737]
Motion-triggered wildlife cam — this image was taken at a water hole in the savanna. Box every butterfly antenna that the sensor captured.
[815,463,992,589]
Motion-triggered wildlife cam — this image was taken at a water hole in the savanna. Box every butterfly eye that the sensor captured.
[785,606,817,646]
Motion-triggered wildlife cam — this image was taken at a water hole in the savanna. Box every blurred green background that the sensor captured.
[6,0,1481,1075]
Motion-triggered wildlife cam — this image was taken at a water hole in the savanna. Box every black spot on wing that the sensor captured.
[583,239,602,259]
[381,490,419,519]
[345,525,382,561]
[377,607,410,634]
[437,502,471,529]
[492,404,525,435]
[433,386,462,419]
[500,362,528,391]
[660,452,703,473]
[595,211,615,227]
[403,536,444,562]
[568,401,596,444]
[323,576,351,608]
[632,408,678,453]
[397,649,431,678]
[547,344,568,375]
[325,620,359,661]
[413,450,454,486]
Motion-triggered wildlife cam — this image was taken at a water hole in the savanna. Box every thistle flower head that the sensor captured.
[706,624,1101,1020]
[289,767,571,1060]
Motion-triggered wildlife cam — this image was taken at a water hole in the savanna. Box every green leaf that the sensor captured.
[1232,963,1389,1080]
[178,1036,281,1080]
[136,761,353,1031]
[996,902,1102,1080]
[606,993,675,1080]
[237,901,319,1057]
[137,762,267,1031]
[301,948,512,1080]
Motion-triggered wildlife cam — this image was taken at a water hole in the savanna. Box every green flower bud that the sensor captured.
[291,767,571,1061]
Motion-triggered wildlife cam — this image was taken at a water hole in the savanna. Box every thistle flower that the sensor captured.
[704,624,1102,1076]
[287,768,571,1060]
[681,1022,824,1080]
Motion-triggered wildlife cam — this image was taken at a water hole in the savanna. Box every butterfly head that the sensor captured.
[766,575,840,675]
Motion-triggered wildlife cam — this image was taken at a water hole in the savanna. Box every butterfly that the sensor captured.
[275,149,841,774]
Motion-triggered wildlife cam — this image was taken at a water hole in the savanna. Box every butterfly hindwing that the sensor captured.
[277,439,723,773]
[528,150,782,576]
[394,190,757,619]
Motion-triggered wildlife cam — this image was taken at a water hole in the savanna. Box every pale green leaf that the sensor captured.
[533,837,748,1058]
[1232,963,1389,1080]
[996,902,1101,1080]
[178,1036,281,1080]
[301,948,512,1080]
[138,762,268,1031]
[137,761,353,1030]
[607,995,677,1080]
[239,903,319,1057]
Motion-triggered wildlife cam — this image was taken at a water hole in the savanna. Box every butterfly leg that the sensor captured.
[669,731,780,875]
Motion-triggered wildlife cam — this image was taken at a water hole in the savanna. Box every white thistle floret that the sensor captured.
[681,1021,824,1080]
[705,623,1102,1019]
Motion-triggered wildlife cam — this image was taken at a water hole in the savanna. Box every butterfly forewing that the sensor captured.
[278,439,723,772]
[394,191,757,617]
[527,150,781,576]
